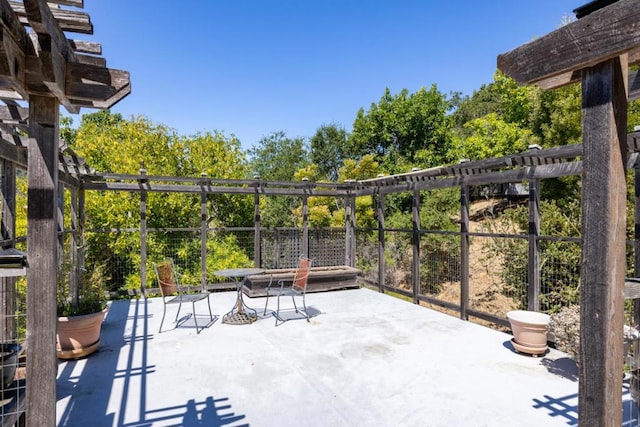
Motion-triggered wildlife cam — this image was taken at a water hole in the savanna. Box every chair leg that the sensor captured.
[273,294,284,326]
[192,301,200,333]
[175,302,182,322]
[263,293,270,315]
[301,294,310,322]
[159,305,168,333]
[206,296,213,321]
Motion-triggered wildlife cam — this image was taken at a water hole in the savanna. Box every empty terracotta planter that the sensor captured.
[507,310,550,355]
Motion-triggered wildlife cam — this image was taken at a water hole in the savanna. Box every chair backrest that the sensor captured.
[292,257,312,293]
[154,260,179,297]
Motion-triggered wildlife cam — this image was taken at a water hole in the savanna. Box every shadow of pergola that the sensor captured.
[56,299,246,427]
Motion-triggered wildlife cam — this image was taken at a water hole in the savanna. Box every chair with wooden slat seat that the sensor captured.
[263,256,312,326]
[153,259,213,334]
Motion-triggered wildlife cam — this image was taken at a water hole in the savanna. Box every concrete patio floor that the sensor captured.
[56,287,639,426]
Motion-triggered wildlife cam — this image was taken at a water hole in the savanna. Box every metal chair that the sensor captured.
[263,256,312,326]
[153,260,213,333]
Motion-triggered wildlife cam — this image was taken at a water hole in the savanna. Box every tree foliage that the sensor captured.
[310,124,347,181]
[69,111,252,291]
[347,85,453,171]
[248,131,309,181]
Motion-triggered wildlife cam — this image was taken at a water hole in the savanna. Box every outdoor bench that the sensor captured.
[242,265,361,297]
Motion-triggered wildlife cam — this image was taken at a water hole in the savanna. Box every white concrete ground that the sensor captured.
[56,288,638,427]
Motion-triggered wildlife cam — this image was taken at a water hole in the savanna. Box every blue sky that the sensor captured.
[77,1,584,151]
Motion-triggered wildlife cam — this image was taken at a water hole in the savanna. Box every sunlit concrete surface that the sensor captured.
[56,287,639,426]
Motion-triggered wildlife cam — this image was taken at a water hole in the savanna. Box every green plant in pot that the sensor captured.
[56,261,109,359]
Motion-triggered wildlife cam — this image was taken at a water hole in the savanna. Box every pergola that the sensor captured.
[0,0,636,425]
[0,1,130,425]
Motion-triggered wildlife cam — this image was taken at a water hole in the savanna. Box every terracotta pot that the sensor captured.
[57,307,107,359]
[507,310,550,355]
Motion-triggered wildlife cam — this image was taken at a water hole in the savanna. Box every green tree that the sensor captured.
[249,131,309,181]
[310,123,348,181]
[249,131,310,227]
[450,113,539,160]
[347,85,453,170]
[70,111,251,291]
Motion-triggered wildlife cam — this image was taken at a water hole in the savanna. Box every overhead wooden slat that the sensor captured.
[74,53,105,67]
[65,61,129,105]
[47,0,83,7]
[69,39,100,54]
[0,132,26,166]
[10,1,92,34]
[0,104,28,123]
[497,0,640,88]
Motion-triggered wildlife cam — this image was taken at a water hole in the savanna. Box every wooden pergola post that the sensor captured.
[344,181,356,267]
[253,177,262,268]
[528,175,541,312]
[200,173,208,289]
[302,178,309,258]
[579,56,627,426]
[460,184,470,320]
[377,190,385,293]
[634,159,640,402]
[26,94,59,427]
[70,187,79,306]
[411,187,420,304]
[139,169,148,297]
[0,159,17,342]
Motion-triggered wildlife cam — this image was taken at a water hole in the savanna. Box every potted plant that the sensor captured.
[56,262,109,359]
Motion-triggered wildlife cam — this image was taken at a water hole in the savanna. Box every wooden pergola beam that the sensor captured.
[498,0,640,89]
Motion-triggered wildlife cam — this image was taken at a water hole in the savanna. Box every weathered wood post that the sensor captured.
[633,152,640,403]
[0,159,17,342]
[579,56,627,425]
[377,187,385,293]
[460,183,470,320]
[1,160,15,250]
[78,187,86,304]
[200,173,208,289]
[70,187,79,306]
[139,168,148,297]
[527,146,541,312]
[26,95,59,426]
[57,181,64,265]
[344,180,356,267]
[302,178,309,258]
[411,185,420,304]
[253,176,262,268]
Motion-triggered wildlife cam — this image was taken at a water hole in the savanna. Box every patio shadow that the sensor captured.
[540,357,578,382]
[57,298,247,427]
